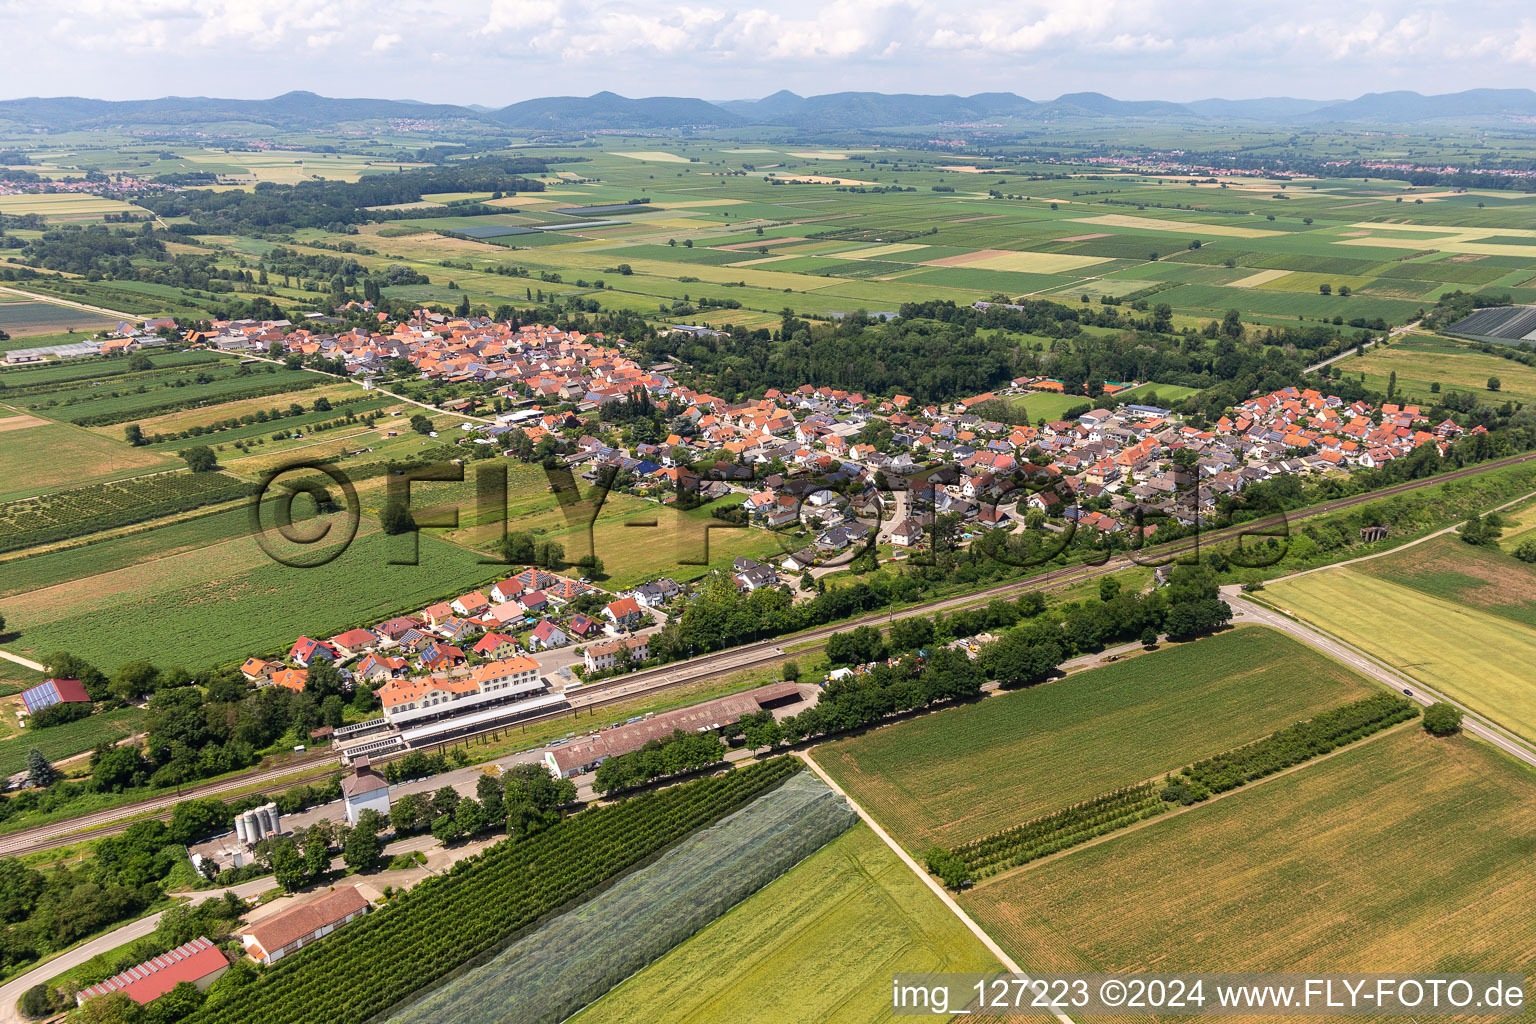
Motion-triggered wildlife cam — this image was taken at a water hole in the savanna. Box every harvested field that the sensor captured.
[921,249,1106,273]
[961,729,1536,997]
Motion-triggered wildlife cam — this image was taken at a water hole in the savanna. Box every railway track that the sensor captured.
[6,448,1534,858]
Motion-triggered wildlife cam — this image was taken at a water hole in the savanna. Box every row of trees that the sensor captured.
[593,730,727,795]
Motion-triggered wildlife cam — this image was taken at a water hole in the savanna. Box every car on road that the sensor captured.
[1402,688,1413,695]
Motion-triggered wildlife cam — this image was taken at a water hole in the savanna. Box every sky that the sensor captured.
[3,0,1536,104]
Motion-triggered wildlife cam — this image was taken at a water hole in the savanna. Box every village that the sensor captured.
[10,307,1460,775]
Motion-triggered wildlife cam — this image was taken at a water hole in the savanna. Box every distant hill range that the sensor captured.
[4,87,1536,132]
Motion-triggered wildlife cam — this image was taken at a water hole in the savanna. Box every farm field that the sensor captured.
[0,413,178,502]
[438,472,793,590]
[0,517,501,671]
[0,505,257,599]
[0,297,121,337]
[1335,334,1536,407]
[212,145,1535,331]
[0,707,145,778]
[816,626,1378,853]
[1347,534,1536,629]
[1265,548,1536,741]
[571,823,1013,1024]
[1500,499,1536,551]
[961,728,1536,988]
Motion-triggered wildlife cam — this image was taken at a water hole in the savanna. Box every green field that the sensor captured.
[0,415,179,502]
[0,707,145,778]
[1266,541,1536,741]
[572,823,1009,1024]
[961,728,1536,984]
[0,519,501,671]
[816,627,1378,852]
[0,506,257,599]
[0,298,121,337]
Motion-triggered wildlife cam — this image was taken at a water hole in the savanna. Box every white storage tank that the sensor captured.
[234,815,251,845]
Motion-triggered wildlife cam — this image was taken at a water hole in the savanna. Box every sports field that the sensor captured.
[816,627,1379,853]
[961,728,1536,984]
[1266,543,1536,740]
[571,823,1012,1024]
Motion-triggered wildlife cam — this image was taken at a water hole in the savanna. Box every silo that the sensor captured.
[266,803,282,836]
[234,815,250,845]
[243,808,263,841]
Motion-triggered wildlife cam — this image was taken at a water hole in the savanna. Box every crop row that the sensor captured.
[0,471,254,552]
[1177,692,1418,795]
[63,375,328,426]
[951,784,1166,877]
[182,758,803,1024]
[932,694,1417,887]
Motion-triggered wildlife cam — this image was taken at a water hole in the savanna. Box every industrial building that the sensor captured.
[76,937,229,1006]
[238,886,370,966]
[340,757,391,823]
[544,682,803,778]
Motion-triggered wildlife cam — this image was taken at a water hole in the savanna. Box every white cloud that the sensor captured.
[3,0,1536,102]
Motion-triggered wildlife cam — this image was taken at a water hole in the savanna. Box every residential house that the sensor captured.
[583,635,651,673]
[603,597,645,629]
[288,637,338,668]
[527,620,569,650]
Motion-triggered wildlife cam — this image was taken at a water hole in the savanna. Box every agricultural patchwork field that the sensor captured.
[961,728,1536,988]
[816,627,1378,853]
[0,415,178,502]
[572,823,1011,1024]
[0,297,121,337]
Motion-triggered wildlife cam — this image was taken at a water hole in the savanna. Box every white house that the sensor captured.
[340,757,391,824]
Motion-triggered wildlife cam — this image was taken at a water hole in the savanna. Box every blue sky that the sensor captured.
[2,0,1534,104]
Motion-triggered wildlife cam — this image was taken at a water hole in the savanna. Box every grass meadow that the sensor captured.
[816,626,1378,853]
[1335,335,1536,407]
[0,415,178,502]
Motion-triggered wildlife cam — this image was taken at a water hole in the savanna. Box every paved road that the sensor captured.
[5,449,1535,859]
[0,874,276,1024]
[1225,590,1536,771]
[1303,319,1420,374]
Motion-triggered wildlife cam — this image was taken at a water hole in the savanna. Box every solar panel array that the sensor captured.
[1448,305,1536,343]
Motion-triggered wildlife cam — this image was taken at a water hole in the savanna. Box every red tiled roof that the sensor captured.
[78,937,228,1005]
